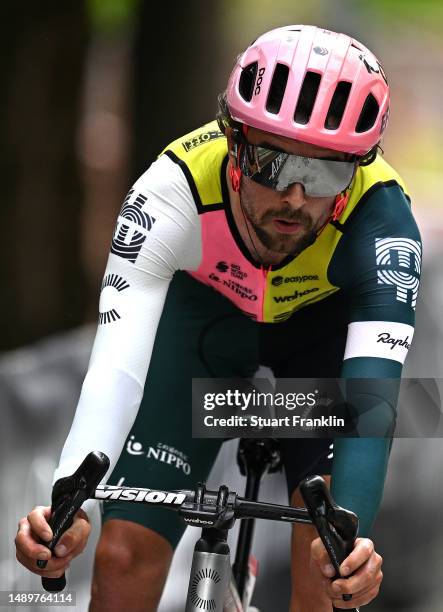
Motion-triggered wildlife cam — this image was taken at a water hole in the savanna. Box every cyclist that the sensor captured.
[16,25,421,611]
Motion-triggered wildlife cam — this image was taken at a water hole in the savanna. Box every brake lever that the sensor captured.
[38,451,110,592]
[300,476,359,611]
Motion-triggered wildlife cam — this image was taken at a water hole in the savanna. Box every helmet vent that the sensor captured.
[325,81,352,129]
[294,71,321,124]
[356,93,379,132]
[266,63,289,114]
[239,62,258,102]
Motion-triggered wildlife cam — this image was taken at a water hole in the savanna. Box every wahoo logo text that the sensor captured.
[183,517,215,525]
[273,287,319,303]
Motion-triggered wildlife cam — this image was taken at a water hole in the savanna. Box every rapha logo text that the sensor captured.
[377,332,411,350]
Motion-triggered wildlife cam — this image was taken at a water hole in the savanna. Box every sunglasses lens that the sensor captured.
[240,144,355,197]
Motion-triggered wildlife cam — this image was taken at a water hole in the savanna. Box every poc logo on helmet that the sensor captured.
[254,67,266,96]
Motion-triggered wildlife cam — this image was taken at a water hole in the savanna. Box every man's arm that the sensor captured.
[15,153,202,577]
[53,154,201,516]
[328,178,422,535]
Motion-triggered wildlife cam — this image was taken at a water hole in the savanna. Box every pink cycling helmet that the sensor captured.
[225,25,390,155]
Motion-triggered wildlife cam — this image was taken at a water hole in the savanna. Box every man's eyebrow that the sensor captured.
[256,140,287,152]
[255,140,348,160]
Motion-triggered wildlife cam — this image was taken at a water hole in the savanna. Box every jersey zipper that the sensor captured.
[260,264,272,322]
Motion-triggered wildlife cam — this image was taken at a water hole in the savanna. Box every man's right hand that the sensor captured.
[15,506,91,578]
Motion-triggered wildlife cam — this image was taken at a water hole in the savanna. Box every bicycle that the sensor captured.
[37,444,359,611]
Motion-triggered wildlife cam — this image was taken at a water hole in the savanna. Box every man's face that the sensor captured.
[230,127,350,258]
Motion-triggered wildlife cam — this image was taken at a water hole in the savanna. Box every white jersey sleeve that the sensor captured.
[53,154,201,516]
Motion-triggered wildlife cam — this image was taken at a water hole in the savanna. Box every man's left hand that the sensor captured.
[311,537,383,608]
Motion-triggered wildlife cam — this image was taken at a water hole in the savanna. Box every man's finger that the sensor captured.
[26,507,53,542]
[15,521,53,561]
[339,537,374,576]
[331,582,381,609]
[331,562,382,597]
[54,511,90,558]
[310,537,336,577]
[16,550,72,577]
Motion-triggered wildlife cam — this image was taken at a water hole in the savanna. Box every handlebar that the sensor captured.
[39,452,359,610]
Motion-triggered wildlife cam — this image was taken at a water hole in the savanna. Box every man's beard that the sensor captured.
[239,192,318,258]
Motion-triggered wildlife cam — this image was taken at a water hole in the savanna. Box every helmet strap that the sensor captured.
[332,191,350,221]
[229,124,248,193]
[229,161,242,192]
[316,191,350,238]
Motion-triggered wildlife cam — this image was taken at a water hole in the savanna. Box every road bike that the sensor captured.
[38,442,359,611]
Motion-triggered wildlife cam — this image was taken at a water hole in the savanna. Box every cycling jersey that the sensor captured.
[162,122,415,326]
[54,120,422,531]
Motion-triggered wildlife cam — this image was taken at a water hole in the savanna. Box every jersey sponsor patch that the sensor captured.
[375,237,421,309]
[273,287,319,303]
[125,436,192,475]
[215,260,248,279]
[111,189,156,262]
[344,321,414,363]
[182,129,224,152]
[99,274,130,324]
[208,272,258,301]
[271,274,319,287]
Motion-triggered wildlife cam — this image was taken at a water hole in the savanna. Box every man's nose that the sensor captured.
[281,182,307,207]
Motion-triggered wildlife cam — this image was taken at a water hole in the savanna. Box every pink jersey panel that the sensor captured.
[188,210,265,321]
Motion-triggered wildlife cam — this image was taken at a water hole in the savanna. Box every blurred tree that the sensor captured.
[76,1,225,312]
[88,0,140,32]
[359,0,443,28]
[0,2,89,349]
[132,1,224,178]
